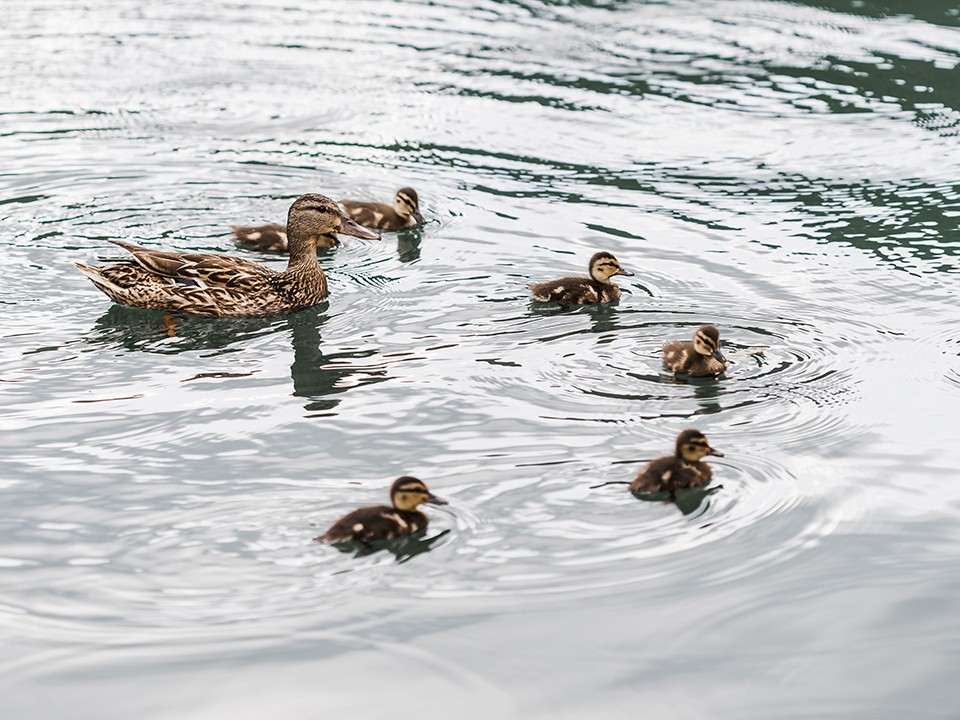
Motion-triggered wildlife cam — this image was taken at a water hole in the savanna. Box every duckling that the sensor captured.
[76,194,378,317]
[630,429,723,494]
[232,223,298,252]
[342,187,425,231]
[317,476,447,544]
[529,251,634,306]
[662,324,727,376]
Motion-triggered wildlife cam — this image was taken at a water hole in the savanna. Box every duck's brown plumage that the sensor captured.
[76,194,377,317]
[630,429,723,494]
[342,187,424,231]
[662,324,727,377]
[318,476,447,544]
[529,251,634,306]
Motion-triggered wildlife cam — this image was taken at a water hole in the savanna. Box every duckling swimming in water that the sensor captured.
[342,187,425,231]
[77,194,378,317]
[529,251,634,306]
[662,324,727,377]
[317,476,447,544]
[630,429,723,494]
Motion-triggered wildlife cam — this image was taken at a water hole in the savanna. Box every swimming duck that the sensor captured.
[342,187,425,231]
[76,194,378,317]
[317,476,447,544]
[662,324,727,376]
[630,429,723,494]
[529,251,634,306]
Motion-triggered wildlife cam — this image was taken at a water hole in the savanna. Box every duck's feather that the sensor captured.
[529,276,619,305]
[319,505,429,543]
[342,200,414,231]
[630,456,714,493]
[662,339,726,376]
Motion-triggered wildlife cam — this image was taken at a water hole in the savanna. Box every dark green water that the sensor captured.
[2,0,959,717]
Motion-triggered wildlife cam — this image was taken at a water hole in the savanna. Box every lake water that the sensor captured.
[2,0,959,717]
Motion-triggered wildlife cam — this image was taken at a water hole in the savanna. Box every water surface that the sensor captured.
[2,1,959,718]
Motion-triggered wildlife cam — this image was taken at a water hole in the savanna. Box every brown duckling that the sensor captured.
[342,187,425,231]
[529,251,634,306]
[317,476,447,544]
[232,223,295,252]
[662,324,727,377]
[630,429,723,494]
[76,194,378,317]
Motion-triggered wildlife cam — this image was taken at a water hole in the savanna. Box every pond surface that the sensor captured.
[2,0,959,717]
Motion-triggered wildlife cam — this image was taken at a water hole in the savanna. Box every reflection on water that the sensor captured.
[2,0,960,717]
[327,529,452,563]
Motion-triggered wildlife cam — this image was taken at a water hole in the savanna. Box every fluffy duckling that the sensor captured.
[76,194,378,317]
[630,429,723,494]
[317,476,447,544]
[232,223,297,252]
[342,187,425,231]
[529,251,634,306]
[663,324,727,377]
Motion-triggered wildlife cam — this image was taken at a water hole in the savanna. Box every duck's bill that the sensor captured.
[614,268,635,276]
[712,349,727,363]
[424,493,448,506]
[707,448,724,457]
[412,209,425,225]
[339,215,380,240]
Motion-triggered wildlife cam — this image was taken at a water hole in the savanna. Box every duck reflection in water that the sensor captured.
[85,304,389,414]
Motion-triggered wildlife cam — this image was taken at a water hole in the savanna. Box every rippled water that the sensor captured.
[2,0,960,717]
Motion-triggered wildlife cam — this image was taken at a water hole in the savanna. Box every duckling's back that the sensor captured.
[529,276,618,305]
[630,456,713,493]
[319,505,429,543]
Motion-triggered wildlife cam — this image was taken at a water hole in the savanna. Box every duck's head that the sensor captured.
[589,251,634,284]
[288,193,379,243]
[394,187,424,225]
[692,324,725,363]
[390,476,447,511]
[675,429,723,462]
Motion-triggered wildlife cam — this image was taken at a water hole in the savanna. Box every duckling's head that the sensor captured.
[675,429,723,462]
[390,476,447,511]
[588,251,634,284]
[692,324,726,363]
[394,187,424,225]
[288,194,379,243]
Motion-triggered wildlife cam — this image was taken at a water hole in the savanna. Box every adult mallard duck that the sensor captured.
[662,324,728,377]
[342,187,425,231]
[630,429,723,494]
[529,251,634,306]
[76,194,378,317]
[317,476,447,544]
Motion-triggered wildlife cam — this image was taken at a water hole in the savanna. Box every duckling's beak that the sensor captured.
[707,447,724,457]
[412,209,425,225]
[339,215,380,241]
[614,267,635,277]
[424,492,448,506]
[712,348,726,363]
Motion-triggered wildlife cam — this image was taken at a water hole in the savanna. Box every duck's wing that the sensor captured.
[630,456,677,493]
[662,339,691,371]
[110,240,271,286]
